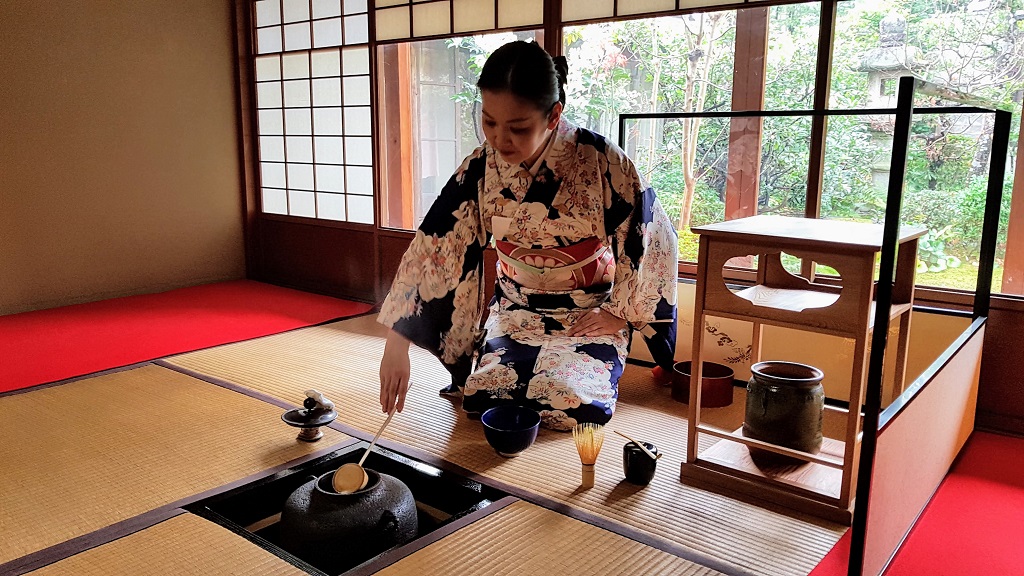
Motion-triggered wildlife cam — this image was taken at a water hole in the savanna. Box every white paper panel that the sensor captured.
[343,106,372,135]
[285,108,313,135]
[281,52,309,79]
[315,164,346,192]
[375,6,410,41]
[498,0,542,27]
[412,1,451,37]
[256,26,282,54]
[262,188,288,214]
[344,14,369,44]
[311,49,342,77]
[347,194,375,223]
[258,109,284,134]
[618,0,675,15]
[375,0,408,7]
[261,162,287,188]
[259,136,285,162]
[342,47,370,75]
[288,190,317,217]
[314,136,345,164]
[313,18,344,48]
[346,165,374,195]
[561,0,614,21]
[256,0,281,27]
[287,163,315,189]
[313,0,343,19]
[453,0,494,33]
[284,23,312,50]
[286,136,314,163]
[314,108,344,135]
[256,82,282,108]
[255,55,281,81]
[312,77,343,106]
[344,0,368,14]
[283,0,310,23]
[679,0,735,8]
[342,76,371,105]
[345,136,373,165]
[283,79,311,107]
[317,192,347,220]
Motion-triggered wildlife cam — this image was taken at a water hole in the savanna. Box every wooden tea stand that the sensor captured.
[681,215,925,524]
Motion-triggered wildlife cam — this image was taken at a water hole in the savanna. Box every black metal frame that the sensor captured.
[618,76,1012,576]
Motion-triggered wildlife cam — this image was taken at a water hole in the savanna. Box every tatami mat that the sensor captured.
[165,316,845,576]
[0,365,345,565]
[25,512,306,575]
[378,500,724,576]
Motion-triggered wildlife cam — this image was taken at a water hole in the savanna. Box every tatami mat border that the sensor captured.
[0,361,154,399]
[0,441,356,576]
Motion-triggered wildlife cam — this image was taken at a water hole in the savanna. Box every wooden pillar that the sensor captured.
[378,44,416,230]
[1000,118,1024,295]
[725,7,769,221]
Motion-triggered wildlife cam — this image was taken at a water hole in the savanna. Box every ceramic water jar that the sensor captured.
[278,469,418,571]
[742,361,825,467]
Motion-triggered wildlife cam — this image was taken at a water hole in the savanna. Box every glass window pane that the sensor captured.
[316,164,346,192]
[258,109,284,134]
[311,49,342,77]
[256,26,283,54]
[346,165,374,195]
[317,192,347,220]
[375,6,410,41]
[261,162,287,188]
[288,190,317,217]
[286,136,314,163]
[344,106,372,135]
[262,188,288,214]
[314,107,344,135]
[348,194,374,224]
[344,14,369,44]
[283,79,311,107]
[342,47,370,75]
[314,18,344,48]
[284,23,312,50]
[342,76,370,105]
[256,0,282,26]
[412,2,451,38]
[255,55,281,81]
[285,108,312,135]
[283,0,310,23]
[281,52,309,79]
[287,163,315,190]
[259,136,285,161]
[344,0,368,14]
[313,0,342,19]
[345,136,373,165]
[764,3,819,111]
[312,77,343,106]
[256,81,282,108]
[315,136,345,164]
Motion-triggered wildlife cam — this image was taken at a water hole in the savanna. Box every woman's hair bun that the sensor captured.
[553,55,569,86]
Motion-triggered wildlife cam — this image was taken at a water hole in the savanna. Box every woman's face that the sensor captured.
[480,90,562,166]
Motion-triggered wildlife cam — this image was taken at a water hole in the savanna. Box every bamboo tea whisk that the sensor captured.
[572,423,605,488]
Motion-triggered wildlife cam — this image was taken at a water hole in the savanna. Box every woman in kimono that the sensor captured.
[378,41,677,430]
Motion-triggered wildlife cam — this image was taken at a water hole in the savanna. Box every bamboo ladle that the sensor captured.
[614,430,662,460]
[332,408,396,493]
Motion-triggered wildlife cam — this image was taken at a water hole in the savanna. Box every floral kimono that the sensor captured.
[378,118,678,430]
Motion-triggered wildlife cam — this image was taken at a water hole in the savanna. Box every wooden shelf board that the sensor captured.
[701,294,913,339]
[691,215,927,250]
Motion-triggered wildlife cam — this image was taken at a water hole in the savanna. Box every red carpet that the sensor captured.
[810,431,1024,575]
[0,280,373,393]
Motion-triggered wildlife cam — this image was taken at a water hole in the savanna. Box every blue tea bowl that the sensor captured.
[481,405,540,457]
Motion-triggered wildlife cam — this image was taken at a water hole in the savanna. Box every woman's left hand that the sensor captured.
[566,308,627,337]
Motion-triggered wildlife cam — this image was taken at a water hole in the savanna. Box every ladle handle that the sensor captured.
[614,430,659,460]
[358,408,396,467]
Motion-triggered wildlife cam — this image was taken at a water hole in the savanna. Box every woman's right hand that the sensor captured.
[379,330,412,414]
